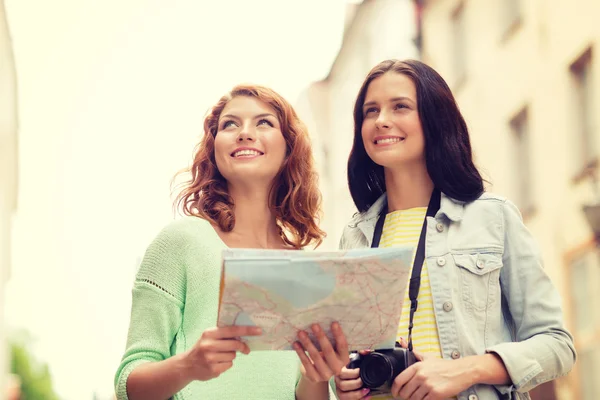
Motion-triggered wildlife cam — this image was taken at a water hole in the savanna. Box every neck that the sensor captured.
[227,184,282,249]
[384,163,434,212]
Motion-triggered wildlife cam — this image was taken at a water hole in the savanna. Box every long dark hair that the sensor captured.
[348,59,484,212]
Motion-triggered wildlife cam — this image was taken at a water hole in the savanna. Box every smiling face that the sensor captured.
[214,95,287,186]
[361,72,425,170]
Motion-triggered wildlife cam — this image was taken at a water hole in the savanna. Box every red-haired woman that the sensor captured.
[114,85,341,399]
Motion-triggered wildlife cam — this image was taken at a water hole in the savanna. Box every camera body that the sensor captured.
[347,347,417,394]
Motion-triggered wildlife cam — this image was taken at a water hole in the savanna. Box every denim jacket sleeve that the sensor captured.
[485,199,576,393]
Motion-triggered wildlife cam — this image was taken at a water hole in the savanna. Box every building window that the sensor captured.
[501,0,522,39]
[509,107,533,215]
[451,3,466,87]
[570,47,596,178]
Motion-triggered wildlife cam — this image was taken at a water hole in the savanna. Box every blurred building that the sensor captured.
[0,0,18,395]
[295,0,419,249]
[418,0,600,399]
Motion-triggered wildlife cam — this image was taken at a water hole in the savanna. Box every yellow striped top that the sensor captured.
[373,207,444,400]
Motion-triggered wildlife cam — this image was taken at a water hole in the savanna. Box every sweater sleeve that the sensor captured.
[114,222,188,400]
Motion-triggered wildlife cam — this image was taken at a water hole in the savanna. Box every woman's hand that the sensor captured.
[391,351,473,400]
[293,322,349,383]
[334,338,406,400]
[334,359,372,400]
[392,351,511,399]
[183,325,262,381]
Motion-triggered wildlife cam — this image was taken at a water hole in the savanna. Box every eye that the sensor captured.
[221,120,237,129]
[364,107,379,116]
[394,103,408,110]
[257,119,274,127]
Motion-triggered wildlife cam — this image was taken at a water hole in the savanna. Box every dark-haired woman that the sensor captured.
[332,59,576,400]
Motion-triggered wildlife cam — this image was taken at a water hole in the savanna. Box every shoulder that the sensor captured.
[466,191,508,206]
[458,192,524,233]
[475,192,520,214]
[135,216,219,297]
[339,213,371,250]
[154,215,217,246]
[462,192,516,216]
[142,216,222,266]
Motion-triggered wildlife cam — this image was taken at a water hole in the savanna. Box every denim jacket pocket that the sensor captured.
[453,253,503,312]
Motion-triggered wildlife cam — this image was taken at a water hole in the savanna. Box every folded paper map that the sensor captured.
[217,247,414,351]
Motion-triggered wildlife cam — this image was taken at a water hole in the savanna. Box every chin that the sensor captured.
[369,153,413,168]
[227,169,279,184]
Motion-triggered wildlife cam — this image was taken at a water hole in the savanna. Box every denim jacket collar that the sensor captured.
[348,191,465,246]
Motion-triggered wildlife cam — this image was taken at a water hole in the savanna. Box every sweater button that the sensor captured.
[437,257,446,267]
[451,350,461,359]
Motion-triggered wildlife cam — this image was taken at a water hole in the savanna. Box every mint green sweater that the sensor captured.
[114,216,305,399]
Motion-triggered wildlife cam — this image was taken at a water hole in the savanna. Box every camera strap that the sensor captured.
[371,188,441,352]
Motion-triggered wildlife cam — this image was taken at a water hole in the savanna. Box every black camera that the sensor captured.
[347,347,417,393]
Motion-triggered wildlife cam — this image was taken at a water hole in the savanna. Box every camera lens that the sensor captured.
[359,353,393,389]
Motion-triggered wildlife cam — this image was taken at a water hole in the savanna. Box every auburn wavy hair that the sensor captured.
[173,84,325,249]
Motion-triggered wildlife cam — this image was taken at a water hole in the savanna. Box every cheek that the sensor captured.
[269,132,287,161]
[414,129,426,149]
[407,117,424,139]
[213,136,228,167]
[361,121,373,144]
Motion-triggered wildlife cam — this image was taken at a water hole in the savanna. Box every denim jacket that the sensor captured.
[339,192,576,400]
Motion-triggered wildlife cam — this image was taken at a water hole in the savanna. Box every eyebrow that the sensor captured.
[220,113,277,121]
[363,97,414,108]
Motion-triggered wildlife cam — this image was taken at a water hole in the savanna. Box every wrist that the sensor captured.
[456,355,481,387]
[175,350,195,383]
[296,375,328,400]
[298,373,328,387]
[464,353,505,386]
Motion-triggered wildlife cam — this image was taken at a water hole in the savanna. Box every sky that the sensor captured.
[3,0,352,398]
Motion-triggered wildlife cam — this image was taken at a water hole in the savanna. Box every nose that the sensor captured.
[375,109,391,130]
[236,124,256,142]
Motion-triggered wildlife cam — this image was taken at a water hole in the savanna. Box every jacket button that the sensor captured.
[437,257,446,267]
[451,350,461,359]
[476,259,484,269]
[443,302,453,312]
[436,223,444,232]
[468,395,478,400]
